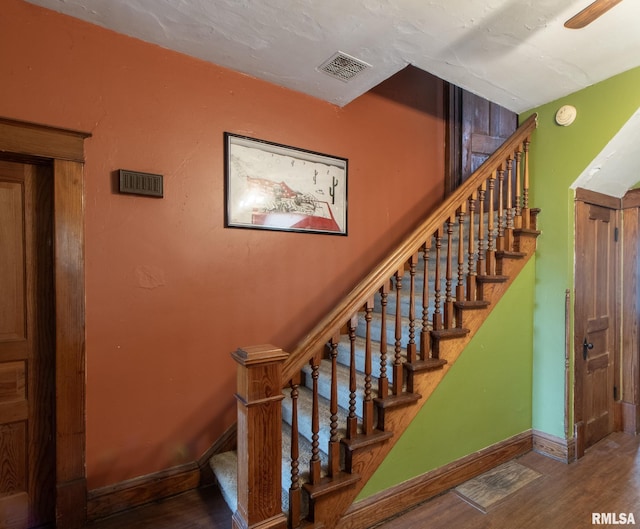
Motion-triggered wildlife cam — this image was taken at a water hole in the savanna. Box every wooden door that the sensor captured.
[574,195,618,456]
[0,160,55,528]
[445,85,517,195]
[461,89,517,180]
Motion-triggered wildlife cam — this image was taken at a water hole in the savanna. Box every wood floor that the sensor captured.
[83,431,640,529]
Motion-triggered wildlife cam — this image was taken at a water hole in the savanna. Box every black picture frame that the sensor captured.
[224,133,348,235]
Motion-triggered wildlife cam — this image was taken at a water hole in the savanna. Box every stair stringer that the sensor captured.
[308,229,539,529]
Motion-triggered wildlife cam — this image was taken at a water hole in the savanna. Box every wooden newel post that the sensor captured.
[232,345,289,529]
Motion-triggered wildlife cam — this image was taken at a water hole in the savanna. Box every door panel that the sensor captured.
[461,89,517,180]
[0,160,55,529]
[445,84,517,195]
[574,198,617,453]
[0,181,25,343]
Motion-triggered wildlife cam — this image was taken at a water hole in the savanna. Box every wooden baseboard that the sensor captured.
[336,430,532,529]
[86,424,237,521]
[532,430,575,463]
[86,462,200,522]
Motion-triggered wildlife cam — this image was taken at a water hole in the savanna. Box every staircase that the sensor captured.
[212,114,539,529]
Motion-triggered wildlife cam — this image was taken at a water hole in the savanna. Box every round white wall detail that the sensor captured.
[555,105,577,126]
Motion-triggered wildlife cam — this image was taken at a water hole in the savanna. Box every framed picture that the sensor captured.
[224,133,348,235]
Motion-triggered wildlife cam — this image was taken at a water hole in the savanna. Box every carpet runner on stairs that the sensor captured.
[209,216,498,516]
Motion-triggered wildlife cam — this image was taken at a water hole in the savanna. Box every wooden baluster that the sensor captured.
[346,315,358,439]
[476,183,486,277]
[444,217,455,329]
[486,172,496,276]
[433,229,443,331]
[505,156,514,250]
[467,193,477,301]
[514,148,523,229]
[456,204,466,305]
[378,282,390,399]
[289,379,301,528]
[522,139,531,229]
[393,269,404,395]
[407,254,418,363]
[309,356,321,485]
[496,166,505,252]
[363,299,374,435]
[328,336,340,477]
[420,241,432,359]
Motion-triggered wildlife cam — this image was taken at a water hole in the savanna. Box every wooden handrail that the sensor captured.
[230,112,540,529]
[282,113,537,382]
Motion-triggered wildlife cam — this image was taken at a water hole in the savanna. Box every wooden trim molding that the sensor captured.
[0,117,89,162]
[621,206,640,433]
[336,431,532,529]
[53,158,87,528]
[88,439,240,523]
[88,421,238,521]
[0,117,90,528]
[86,463,201,521]
[444,83,462,197]
[87,421,239,522]
[532,430,575,463]
[575,187,621,209]
[574,421,585,460]
[622,188,640,209]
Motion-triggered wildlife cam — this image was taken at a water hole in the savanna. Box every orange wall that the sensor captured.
[2,0,445,489]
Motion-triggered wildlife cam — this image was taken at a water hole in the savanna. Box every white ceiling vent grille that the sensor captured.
[318,52,371,82]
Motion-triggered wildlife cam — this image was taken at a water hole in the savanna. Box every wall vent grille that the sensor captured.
[119,169,164,198]
[318,52,371,82]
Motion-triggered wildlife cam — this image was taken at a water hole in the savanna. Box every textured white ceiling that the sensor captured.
[21,0,640,113]
[21,0,640,193]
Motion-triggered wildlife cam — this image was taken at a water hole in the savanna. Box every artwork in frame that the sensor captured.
[224,133,348,235]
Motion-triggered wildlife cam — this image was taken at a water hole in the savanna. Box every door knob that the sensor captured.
[583,338,594,360]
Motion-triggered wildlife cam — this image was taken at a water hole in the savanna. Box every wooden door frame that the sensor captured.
[573,188,622,459]
[0,117,90,528]
[620,189,640,434]
[444,83,462,198]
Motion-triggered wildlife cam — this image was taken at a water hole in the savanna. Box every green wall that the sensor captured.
[360,65,640,500]
[523,66,640,437]
[360,258,535,498]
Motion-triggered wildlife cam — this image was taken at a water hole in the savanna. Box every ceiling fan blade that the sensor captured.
[564,0,624,29]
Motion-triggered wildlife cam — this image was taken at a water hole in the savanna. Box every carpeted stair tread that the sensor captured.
[300,359,379,405]
[210,424,332,515]
[335,335,409,381]
[282,385,356,449]
[209,451,239,514]
[355,312,427,349]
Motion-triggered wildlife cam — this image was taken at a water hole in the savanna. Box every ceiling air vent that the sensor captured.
[318,52,371,82]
